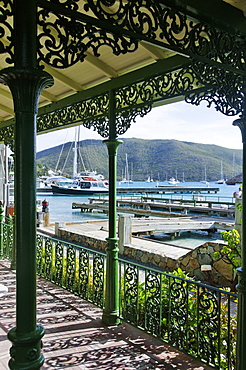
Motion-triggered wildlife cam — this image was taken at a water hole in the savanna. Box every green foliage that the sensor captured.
[120,267,236,369]
[37,138,242,181]
[214,229,241,271]
[36,162,50,177]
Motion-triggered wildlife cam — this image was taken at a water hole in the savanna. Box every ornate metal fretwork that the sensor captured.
[37,93,109,136]
[168,279,188,350]
[186,62,245,116]
[37,64,202,137]
[37,5,138,68]
[198,287,219,365]
[48,0,79,11]
[123,264,139,325]
[54,241,64,285]
[36,61,246,138]
[83,0,246,73]
[36,234,106,308]
[66,244,76,291]
[145,271,161,336]
[36,234,44,275]
[2,226,237,369]
[119,260,228,369]
[0,123,14,148]
[78,249,89,299]
[93,254,104,308]
[2,60,245,142]
[115,104,152,136]
[0,0,14,64]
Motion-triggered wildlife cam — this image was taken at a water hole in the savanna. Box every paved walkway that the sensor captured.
[39,216,233,261]
[0,260,213,369]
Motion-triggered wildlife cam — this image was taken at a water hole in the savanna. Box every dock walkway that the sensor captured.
[117,185,219,194]
[41,216,234,259]
[72,197,235,218]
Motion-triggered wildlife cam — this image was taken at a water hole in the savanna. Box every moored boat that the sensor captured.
[51,175,109,195]
[168,177,179,185]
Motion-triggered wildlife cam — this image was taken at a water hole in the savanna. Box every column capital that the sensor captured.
[233,116,246,143]
[103,138,123,156]
[0,67,53,113]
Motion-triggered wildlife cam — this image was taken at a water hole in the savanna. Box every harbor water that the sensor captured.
[36,181,240,223]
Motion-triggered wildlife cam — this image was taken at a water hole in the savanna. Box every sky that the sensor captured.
[37,100,243,152]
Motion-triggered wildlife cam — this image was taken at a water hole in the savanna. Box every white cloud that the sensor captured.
[37,101,243,152]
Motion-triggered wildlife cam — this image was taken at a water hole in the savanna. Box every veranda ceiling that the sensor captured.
[0,0,245,136]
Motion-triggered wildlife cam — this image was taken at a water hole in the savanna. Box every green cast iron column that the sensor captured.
[102,90,122,325]
[233,113,246,370]
[0,0,53,368]
[0,71,53,370]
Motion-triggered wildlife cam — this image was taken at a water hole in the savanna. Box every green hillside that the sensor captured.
[36,138,242,182]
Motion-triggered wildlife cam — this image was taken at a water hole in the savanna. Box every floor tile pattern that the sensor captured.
[0,261,213,369]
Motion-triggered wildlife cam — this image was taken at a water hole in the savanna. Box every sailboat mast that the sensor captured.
[221,160,224,180]
[125,153,129,183]
[73,128,78,178]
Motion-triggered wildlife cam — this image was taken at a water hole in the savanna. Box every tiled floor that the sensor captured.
[0,260,213,369]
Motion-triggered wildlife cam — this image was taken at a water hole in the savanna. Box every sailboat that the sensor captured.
[168,170,179,185]
[216,161,226,184]
[120,154,133,184]
[200,166,209,185]
[146,175,153,183]
[51,128,109,195]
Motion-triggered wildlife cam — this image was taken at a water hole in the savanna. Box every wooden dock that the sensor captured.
[117,185,220,194]
[49,217,234,243]
[128,219,234,236]
[72,196,235,218]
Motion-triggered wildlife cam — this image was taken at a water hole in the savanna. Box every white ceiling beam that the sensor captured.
[0,103,14,115]
[84,52,118,78]
[140,42,174,60]
[0,87,12,99]
[41,90,58,102]
[41,64,85,92]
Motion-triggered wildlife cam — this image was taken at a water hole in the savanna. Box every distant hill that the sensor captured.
[36,138,242,182]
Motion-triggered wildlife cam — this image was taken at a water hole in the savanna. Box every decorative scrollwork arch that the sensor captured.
[37,7,138,68]
[82,0,246,73]
[185,61,245,117]
[0,0,14,64]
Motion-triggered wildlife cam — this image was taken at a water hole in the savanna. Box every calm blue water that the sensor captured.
[36,181,240,223]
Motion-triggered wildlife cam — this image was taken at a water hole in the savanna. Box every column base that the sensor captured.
[8,324,45,370]
[102,310,121,326]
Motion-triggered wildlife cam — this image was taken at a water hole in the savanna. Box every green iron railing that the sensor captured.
[35,233,237,370]
[119,259,237,370]
[0,224,237,370]
[0,214,14,260]
[36,233,105,308]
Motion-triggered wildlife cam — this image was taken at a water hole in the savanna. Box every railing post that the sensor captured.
[6,214,12,259]
[102,90,122,325]
[10,215,16,270]
[233,112,246,370]
[0,205,4,257]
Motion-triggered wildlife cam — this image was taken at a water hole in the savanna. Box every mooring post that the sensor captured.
[0,0,53,368]
[233,112,246,370]
[102,90,122,325]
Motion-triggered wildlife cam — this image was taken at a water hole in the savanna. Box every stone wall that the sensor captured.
[57,228,234,288]
[179,242,234,287]
[58,228,107,251]
[124,240,234,288]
